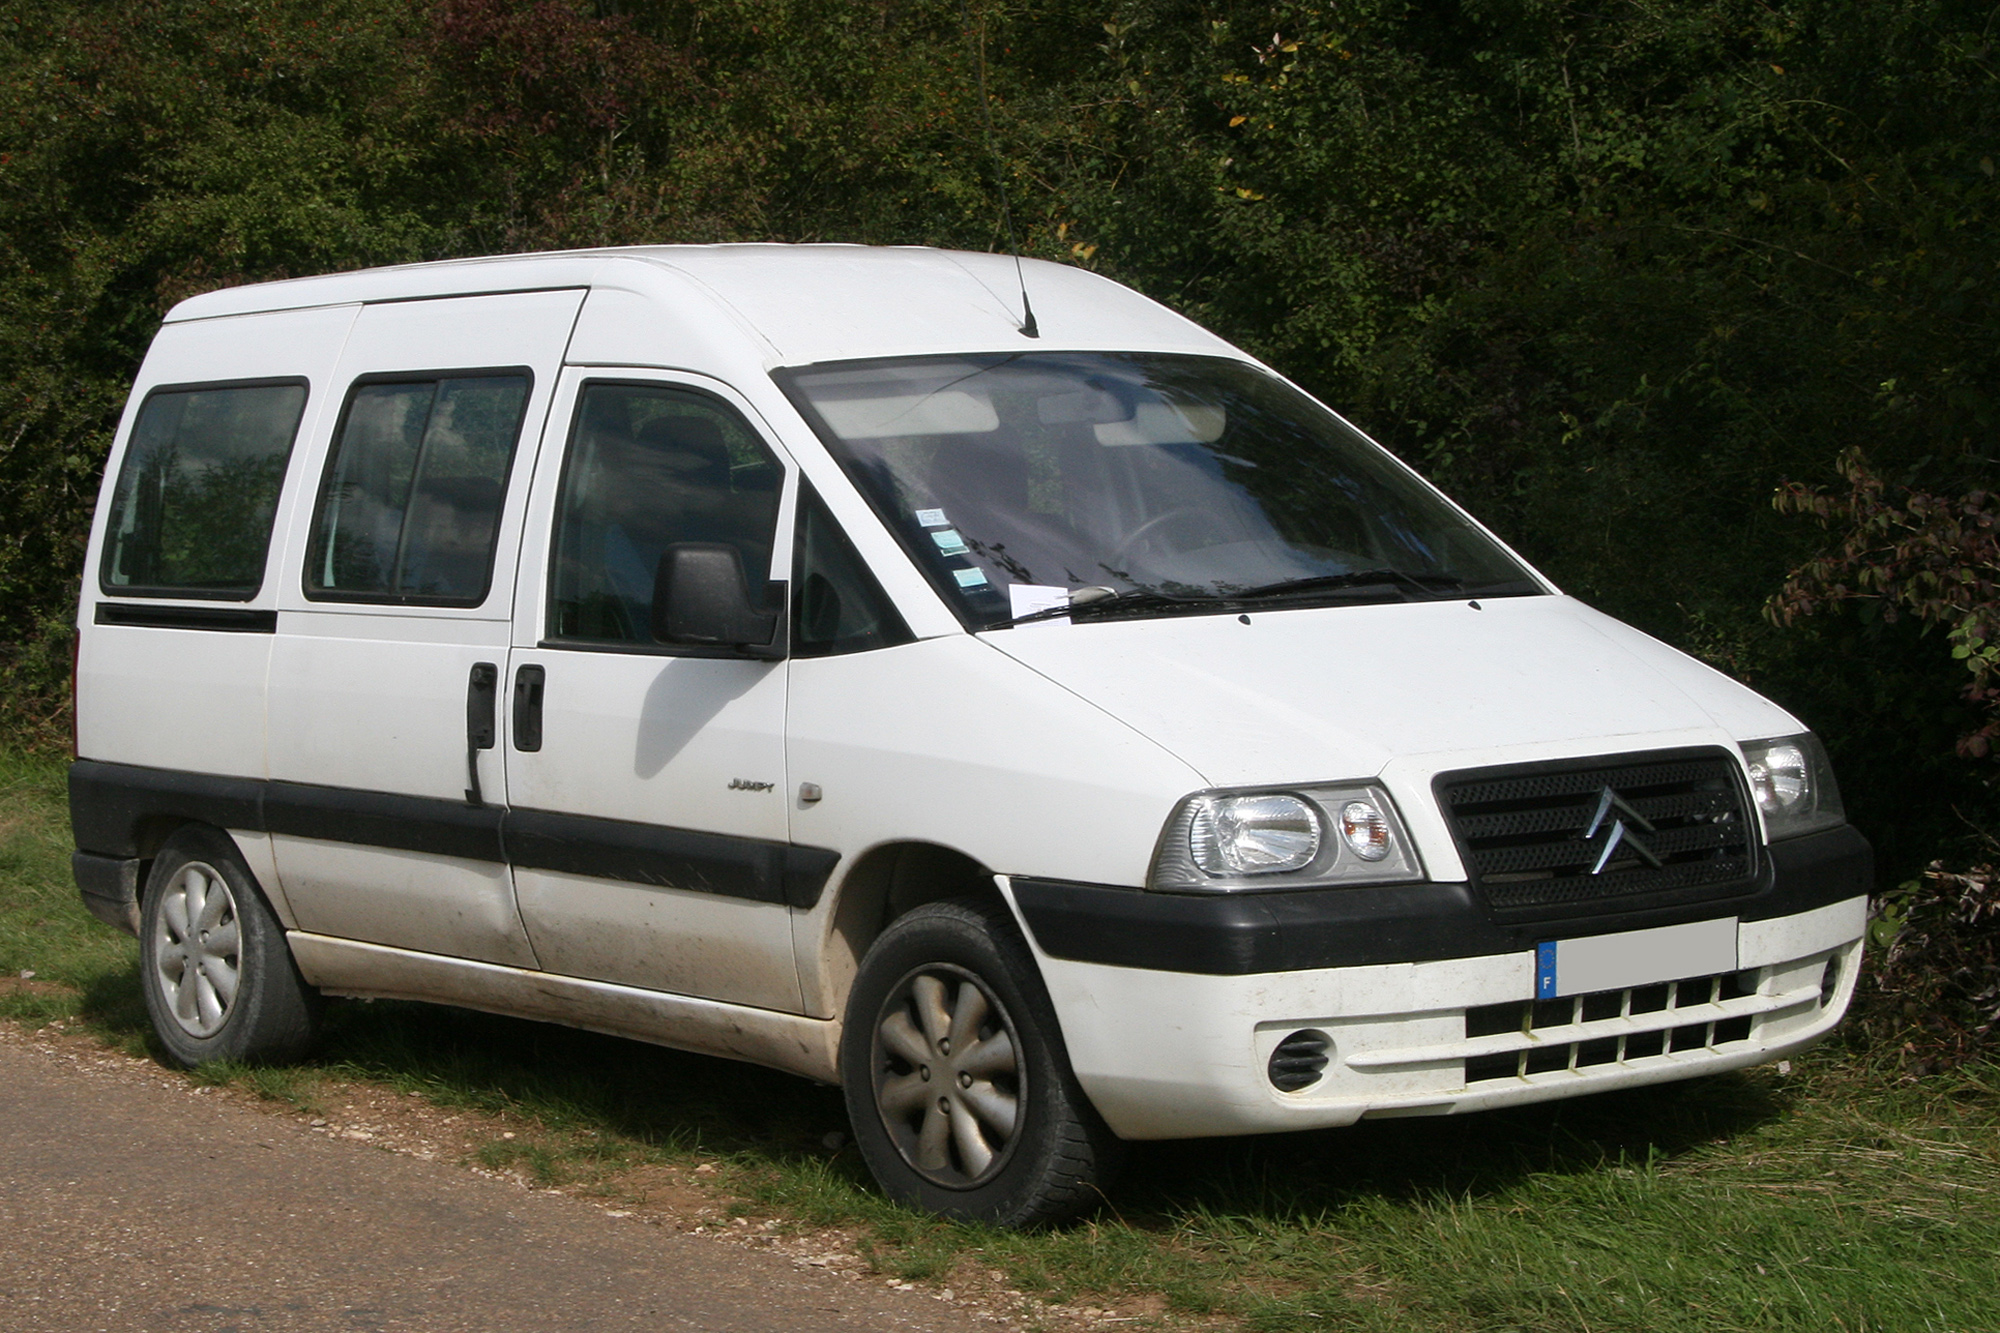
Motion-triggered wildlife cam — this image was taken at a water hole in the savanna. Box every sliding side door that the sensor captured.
[265,290,582,967]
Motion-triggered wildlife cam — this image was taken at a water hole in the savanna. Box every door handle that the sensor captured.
[513,664,545,753]
[465,661,498,805]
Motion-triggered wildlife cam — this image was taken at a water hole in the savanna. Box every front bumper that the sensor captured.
[1002,825,1871,1140]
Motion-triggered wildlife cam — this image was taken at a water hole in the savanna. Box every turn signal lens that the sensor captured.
[1338,799,1392,861]
[1190,794,1321,874]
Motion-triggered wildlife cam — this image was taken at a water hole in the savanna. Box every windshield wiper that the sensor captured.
[1229,570,1464,603]
[985,570,1469,630]
[986,587,1214,629]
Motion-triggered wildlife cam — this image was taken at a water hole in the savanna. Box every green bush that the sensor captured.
[4,0,1997,888]
[1861,852,2000,1069]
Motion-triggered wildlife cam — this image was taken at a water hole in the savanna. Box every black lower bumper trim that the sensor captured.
[1010,824,1872,976]
[72,851,142,936]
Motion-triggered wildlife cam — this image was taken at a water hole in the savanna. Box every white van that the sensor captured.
[70,245,1870,1225]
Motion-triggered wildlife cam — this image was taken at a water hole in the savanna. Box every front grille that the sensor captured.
[1464,971,1760,1083]
[1437,749,1755,919]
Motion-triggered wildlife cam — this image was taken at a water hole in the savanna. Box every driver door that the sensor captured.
[503,369,803,1012]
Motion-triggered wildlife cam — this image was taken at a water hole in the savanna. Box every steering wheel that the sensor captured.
[1109,506,1236,567]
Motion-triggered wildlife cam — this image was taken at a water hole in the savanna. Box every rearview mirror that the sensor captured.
[651,544,786,660]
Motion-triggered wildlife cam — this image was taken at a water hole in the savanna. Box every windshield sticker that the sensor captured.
[915,507,949,528]
[1009,584,1070,624]
[930,529,970,556]
[953,567,990,588]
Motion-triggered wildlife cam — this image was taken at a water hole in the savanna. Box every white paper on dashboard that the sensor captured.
[1008,583,1071,625]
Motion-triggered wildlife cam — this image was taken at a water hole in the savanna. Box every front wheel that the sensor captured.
[841,898,1123,1226]
[139,827,321,1067]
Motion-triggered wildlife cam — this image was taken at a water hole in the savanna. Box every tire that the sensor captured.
[840,898,1124,1227]
[138,827,321,1067]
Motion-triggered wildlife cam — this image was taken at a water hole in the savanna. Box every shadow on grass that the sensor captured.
[1117,1071,1790,1227]
[59,939,1795,1235]
[250,991,1793,1233]
[76,959,152,1044]
[317,999,857,1164]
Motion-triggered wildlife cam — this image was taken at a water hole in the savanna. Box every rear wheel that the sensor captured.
[139,827,320,1067]
[841,898,1122,1226]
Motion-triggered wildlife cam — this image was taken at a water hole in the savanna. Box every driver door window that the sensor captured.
[548,383,783,646]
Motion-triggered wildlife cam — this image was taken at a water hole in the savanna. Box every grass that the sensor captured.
[4,747,1996,1330]
[0,749,147,1036]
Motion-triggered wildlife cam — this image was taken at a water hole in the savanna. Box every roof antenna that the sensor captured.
[963,0,1038,338]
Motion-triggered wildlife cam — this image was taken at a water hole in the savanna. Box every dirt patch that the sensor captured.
[592,1160,727,1221]
[0,972,70,999]
[0,1017,1217,1332]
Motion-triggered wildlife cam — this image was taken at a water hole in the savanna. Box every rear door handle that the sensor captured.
[513,664,545,753]
[465,662,498,805]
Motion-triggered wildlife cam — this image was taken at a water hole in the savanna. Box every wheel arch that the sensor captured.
[138,819,297,933]
[814,840,1012,1020]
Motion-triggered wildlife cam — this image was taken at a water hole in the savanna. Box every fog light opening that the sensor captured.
[1268,1029,1332,1093]
[1819,956,1841,1009]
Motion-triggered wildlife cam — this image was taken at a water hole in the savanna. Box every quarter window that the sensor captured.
[793,483,912,657]
[307,372,531,605]
[549,383,784,646]
[101,379,308,599]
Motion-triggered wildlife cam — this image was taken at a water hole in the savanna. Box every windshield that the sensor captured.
[777,352,1541,627]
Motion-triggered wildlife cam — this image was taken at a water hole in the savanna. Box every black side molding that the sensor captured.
[782,844,843,911]
[95,603,278,632]
[70,763,263,853]
[1009,823,1873,977]
[68,760,841,910]
[506,809,837,909]
[510,808,795,907]
[265,781,505,863]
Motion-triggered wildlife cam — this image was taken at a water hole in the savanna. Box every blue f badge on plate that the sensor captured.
[1536,941,1560,999]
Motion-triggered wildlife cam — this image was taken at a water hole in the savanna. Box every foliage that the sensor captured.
[1767,450,1999,1069]
[1770,447,2000,758]
[0,0,1996,882]
[0,0,449,683]
[1861,849,2000,1070]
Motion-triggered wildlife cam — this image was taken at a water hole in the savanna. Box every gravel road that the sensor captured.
[0,1025,1006,1333]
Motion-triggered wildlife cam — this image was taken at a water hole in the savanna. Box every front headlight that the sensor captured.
[1152,783,1423,891]
[1188,794,1321,874]
[1740,733,1845,841]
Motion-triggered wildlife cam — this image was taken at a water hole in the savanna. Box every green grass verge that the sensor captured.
[4,749,1995,1330]
[0,750,145,1034]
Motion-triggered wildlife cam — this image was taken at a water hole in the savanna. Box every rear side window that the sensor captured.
[100,379,309,599]
[307,371,531,606]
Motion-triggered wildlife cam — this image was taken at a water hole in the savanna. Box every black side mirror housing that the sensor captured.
[651,543,786,660]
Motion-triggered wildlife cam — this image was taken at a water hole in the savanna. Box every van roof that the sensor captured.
[161,244,1238,368]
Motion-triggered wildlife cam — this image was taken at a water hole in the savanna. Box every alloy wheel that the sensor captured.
[150,860,242,1038]
[870,963,1023,1188]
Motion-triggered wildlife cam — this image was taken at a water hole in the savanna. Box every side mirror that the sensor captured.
[651,543,786,660]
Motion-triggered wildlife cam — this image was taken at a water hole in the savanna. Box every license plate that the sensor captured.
[1535,918,1738,1000]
